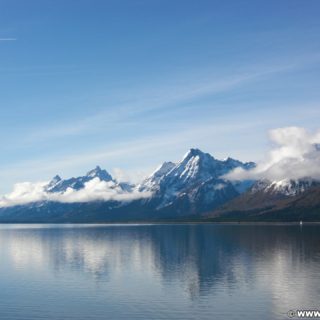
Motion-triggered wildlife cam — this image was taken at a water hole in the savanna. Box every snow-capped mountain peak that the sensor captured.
[152,162,176,178]
[182,148,213,161]
[138,148,255,194]
[86,166,113,181]
[46,175,62,191]
[251,178,320,196]
[138,161,175,191]
[46,166,114,193]
[172,148,219,183]
[136,148,257,212]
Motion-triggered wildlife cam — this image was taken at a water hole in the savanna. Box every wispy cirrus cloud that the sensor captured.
[1,55,320,194]
[0,119,264,185]
[16,55,320,145]
[0,38,16,41]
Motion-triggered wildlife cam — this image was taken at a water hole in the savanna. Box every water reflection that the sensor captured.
[0,224,319,319]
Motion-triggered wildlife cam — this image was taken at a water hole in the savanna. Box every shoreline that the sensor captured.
[0,221,320,226]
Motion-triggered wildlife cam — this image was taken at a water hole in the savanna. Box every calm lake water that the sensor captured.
[0,223,319,320]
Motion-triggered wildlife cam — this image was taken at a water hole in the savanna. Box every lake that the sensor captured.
[0,223,319,320]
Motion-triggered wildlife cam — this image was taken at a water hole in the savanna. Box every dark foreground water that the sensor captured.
[0,223,319,320]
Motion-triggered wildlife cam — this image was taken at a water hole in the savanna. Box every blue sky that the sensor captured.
[0,0,320,192]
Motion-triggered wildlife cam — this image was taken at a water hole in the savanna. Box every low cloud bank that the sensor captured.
[0,178,151,208]
[225,126,320,182]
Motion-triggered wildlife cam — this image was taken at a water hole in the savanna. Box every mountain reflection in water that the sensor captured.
[0,224,319,320]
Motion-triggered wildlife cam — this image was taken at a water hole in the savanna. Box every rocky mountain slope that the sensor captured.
[1,148,319,222]
[0,149,255,222]
[138,148,255,216]
[210,179,320,221]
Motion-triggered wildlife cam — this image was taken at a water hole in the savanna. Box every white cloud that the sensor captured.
[225,126,320,182]
[112,168,132,183]
[0,181,49,207]
[2,126,320,208]
[112,168,150,184]
[0,178,151,208]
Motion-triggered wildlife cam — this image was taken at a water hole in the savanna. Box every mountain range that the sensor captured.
[0,148,319,222]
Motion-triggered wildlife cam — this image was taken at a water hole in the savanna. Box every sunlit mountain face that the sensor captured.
[0,149,256,222]
[1,147,320,222]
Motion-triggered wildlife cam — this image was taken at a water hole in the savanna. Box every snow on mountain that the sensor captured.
[0,148,257,217]
[46,166,114,193]
[138,148,255,213]
[161,149,252,190]
[223,157,255,171]
[138,161,175,192]
[46,175,62,191]
[250,178,320,197]
[86,166,113,181]
[144,149,253,190]
[3,147,320,222]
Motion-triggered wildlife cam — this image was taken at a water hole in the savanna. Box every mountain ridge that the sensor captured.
[0,148,319,222]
